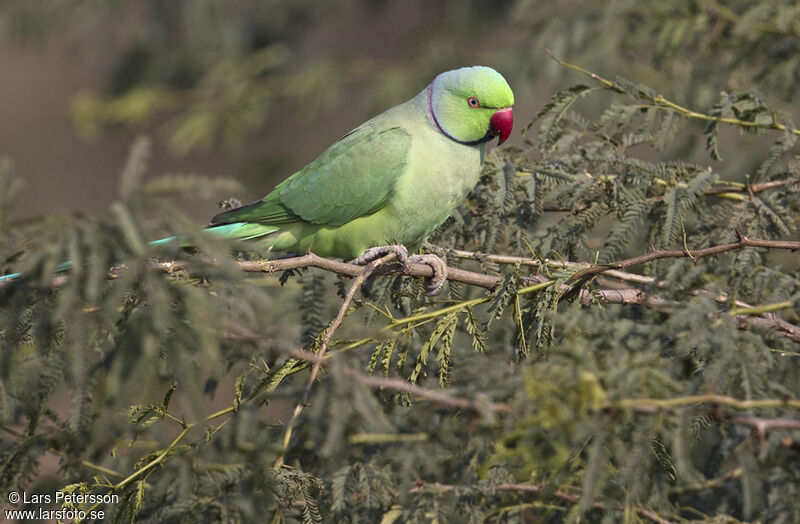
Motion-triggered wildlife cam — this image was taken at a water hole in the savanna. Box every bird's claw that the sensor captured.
[351,247,447,296]
[350,244,409,269]
[408,254,448,296]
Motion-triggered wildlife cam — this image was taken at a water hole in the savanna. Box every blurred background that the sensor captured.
[1,0,798,221]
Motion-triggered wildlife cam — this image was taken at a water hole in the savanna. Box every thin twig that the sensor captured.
[576,288,800,342]
[609,393,800,412]
[566,231,800,288]
[725,413,800,443]
[0,251,500,290]
[547,51,800,137]
[348,432,429,444]
[273,252,396,468]
[79,405,237,515]
[517,175,799,211]
[705,0,800,37]
[705,178,798,197]
[607,397,800,438]
[735,314,800,343]
[438,245,656,285]
[409,481,672,524]
[668,467,742,495]
[345,369,511,413]
[43,448,126,479]
[729,300,795,316]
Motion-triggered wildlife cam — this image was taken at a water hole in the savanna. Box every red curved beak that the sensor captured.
[490,107,513,145]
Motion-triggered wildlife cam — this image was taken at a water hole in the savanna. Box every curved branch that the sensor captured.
[566,231,800,286]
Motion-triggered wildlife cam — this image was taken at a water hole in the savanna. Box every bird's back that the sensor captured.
[207,87,485,260]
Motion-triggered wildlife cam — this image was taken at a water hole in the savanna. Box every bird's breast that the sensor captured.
[389,135,484,244]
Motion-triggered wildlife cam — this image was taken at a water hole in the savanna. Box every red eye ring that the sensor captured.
[467,97,480,108]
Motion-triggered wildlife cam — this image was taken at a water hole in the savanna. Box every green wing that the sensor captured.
[211,122,411,227]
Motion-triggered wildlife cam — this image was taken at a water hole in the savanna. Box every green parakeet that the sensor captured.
[205,66,514,291]
[1,66,514,290]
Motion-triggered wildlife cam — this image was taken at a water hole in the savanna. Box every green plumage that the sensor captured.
[208,66,514,260]
[213,124,411,228]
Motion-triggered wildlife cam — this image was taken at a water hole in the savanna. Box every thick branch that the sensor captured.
[5,236,798,343]
[7,234,797,294]
[148,238,800,345]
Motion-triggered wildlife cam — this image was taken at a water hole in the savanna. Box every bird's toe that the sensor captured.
[351,244,409,266]
[408,253,448,296]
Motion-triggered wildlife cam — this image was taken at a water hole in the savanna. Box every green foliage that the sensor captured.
[2,66,799,520]
[2,3,800,522]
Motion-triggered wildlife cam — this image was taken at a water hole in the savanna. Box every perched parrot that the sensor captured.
[1,66,514,293]
[201,65,513,293]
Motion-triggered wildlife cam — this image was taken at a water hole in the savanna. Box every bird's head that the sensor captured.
[427,66,514,146]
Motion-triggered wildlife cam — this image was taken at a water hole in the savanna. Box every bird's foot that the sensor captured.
[408,253,448,296]
[350,244,409,268]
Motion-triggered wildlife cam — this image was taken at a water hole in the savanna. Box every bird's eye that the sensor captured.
[467,97,480,108]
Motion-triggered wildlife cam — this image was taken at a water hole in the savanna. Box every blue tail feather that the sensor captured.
[150,223,268,245]
[0,261,73,284]
[149,235,178,246]
[1,223,275,284]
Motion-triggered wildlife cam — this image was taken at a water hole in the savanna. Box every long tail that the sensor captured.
[0,222,279,284]
[0,271,21,282]
[0,261,73,284]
